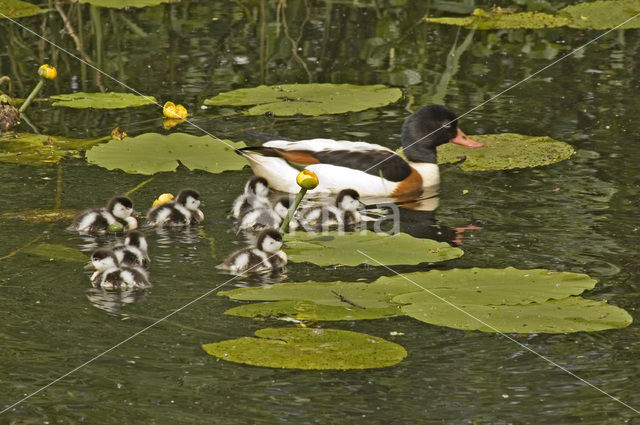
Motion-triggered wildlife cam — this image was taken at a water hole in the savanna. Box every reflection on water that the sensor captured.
[85,287,149,315]
[153,226,204,264]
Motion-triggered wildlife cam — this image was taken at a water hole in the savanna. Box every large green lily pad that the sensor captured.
[51,92,156,109]
[400,297,632,333]
[203,84,402,116]
[285,231,463,266]
[0,0,43,18]
[225,300,401,321]
[23,243,89,263]
[437,133,574,171]
[85,133,247,175]
[426,1,640,30]
[202,327,407,369]
[0,133,105,166]
[391,267,597,306]
[75,0,170,8]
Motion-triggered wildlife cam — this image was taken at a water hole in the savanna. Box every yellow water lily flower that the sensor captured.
[296,169,319,190]
[38,64,57,80]
[153,193,174,207]
[111,126,128,140]
[163,101,188,120]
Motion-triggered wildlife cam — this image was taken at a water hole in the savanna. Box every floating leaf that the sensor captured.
[391,267,597,306]
[400,297,632,333]
[203,84,402,116]
[85,133,247,175]
[561,0,640,30]
[2,209,77,223]
[23,243,88,263]
[202,327,407,369]
[285,231,463,266]
[426,12,570,29]
[76,0,170,8]
[437,133,574,171]
[0,133,105,166]
[0,0,43,18]
[51,92,156,109]
[225,300,401,321]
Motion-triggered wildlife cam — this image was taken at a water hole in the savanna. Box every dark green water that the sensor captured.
[2,1,640,423]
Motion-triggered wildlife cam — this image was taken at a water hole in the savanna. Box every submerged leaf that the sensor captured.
[400,297,632,333]
[426,11,569,29]
[76,0,170,8]
[51,92,156,109]
[23,243,89,263]
[0,133,105,166]
[285,231,463,266]
[202,327,407,369]
[437,133,574,171]
[204,84,402,116]
[2,209,77,223]
[0,0,43,18]
[225,300,401,321]
[85,133,247,175]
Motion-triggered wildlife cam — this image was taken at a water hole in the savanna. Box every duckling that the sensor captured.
[237,196,298,231]
[113,230,150,268]
[69,196,137,235]
[146,188,204,227]
[298,189,362,229]
[231,177,272,219]
[217,228,287,274]
[89,248,150,290]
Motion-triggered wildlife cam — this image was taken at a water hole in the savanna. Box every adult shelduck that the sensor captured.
[238,105,482,197]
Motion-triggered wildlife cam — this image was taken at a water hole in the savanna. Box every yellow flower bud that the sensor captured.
[153,193,174,207]
[111,126,128,140]
[296,169,319,190]
[163,101,188,120]
[38,64,57,80]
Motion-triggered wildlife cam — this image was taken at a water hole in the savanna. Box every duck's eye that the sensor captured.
[441,123,452,129]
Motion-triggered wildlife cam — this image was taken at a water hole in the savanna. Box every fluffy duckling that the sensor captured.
[237,196,298,231]
[217,228,287,274]
[69,196,137,235]
[146,189,204,227]
[231,177,271,219]
[90,248,150,291]
[298,189,362,229]
[113,230,150,268]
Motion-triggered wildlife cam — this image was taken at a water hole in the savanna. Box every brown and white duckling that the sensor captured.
[237,196,298,231]
[298,189,362,229]
[113,230,150,268]
[146,189,204,227]
[231,177,271,219]
[90,248,150,291]
[68,196,137,235]
[217,228,286,274]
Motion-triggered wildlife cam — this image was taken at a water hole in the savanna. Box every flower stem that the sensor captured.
[18,79,44,113]
[279,187,307,234]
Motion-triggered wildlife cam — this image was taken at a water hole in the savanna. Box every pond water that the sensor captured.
[1,0,640,423]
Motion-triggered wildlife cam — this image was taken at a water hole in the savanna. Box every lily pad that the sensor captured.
[50,92,156,109]
[426,11,570,29]
[75,0,170,8]
[2,209,78,223]
[23,243,89,263]
[0,133,105,166]
[225,300,401,321]
[285,231,463,266]
[203,84,402,116]
[85,133,247,175]
[0,0,43,18]
[391,267,597,306]
[561,0,640,30]
[400,297,632,333]
[202,327,407,369]
[437,133,574,171]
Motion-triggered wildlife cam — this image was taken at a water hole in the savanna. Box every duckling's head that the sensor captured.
[91,248,119,271]
[401,105,482,162]
[256,228,283,254]
[107,196,134,220]
[336,189,361,212]
[124,230,148,253]
[245,176,269,198]
[176,189,201,211]
[274,196,292,219]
